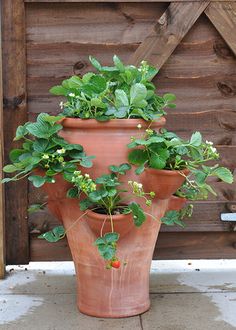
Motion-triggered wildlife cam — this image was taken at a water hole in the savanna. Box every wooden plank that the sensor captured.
[0,4,5,278]
[129,1,210,68]
[26,3,167,45]
[205,2,236,56]
[24,0,236,3]
[2,0,29,264]
[30,232,236,261]
[154,232,236,259]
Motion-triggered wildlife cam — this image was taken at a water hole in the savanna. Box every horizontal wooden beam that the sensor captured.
[205,2,236,56]
[24,0,236,3]
[129,1,210,69]
[30,232,236,261]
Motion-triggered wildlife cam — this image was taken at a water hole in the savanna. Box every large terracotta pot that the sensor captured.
[39,117,186,318]
[41,175,169,318]
[141,168,190,200]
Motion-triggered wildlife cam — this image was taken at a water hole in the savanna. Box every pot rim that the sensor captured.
[86,208,132,221]
[145,168,190,176]
[60,117,166,129]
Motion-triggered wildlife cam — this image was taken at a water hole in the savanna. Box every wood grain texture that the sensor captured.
[30,232,236,261]
[2,0,29,265]
[26,8,236,114]
[129,1,210,68]
[205,2,236,56]
[0,5,5,278]
[24,0,236,3]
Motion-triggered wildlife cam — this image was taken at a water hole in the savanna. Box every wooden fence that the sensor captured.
[1,0,236,267]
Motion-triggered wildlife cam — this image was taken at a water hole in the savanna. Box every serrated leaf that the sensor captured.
[79,198,93,211]
[115,89,129,107]
[89,56,102,71]
[104,232,119,243]
[113,55,125,72]
[128,149,148,166]
[38,226,65,242]
[212,167,234,184]
[129,202,146,227]
[130,83,147,105]
[190,132,202,147]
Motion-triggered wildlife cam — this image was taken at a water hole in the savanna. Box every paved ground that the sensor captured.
[0,260,236,330]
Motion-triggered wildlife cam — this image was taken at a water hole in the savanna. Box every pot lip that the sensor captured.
[86,207,132,221]
[145,168,190,176]
[60,117,166,129]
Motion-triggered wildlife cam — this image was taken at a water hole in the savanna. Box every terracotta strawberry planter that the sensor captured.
[41,175,169,318]
[38,117,183,317]
[141,168,190,200]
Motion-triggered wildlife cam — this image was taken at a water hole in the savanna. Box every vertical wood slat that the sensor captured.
[205,2,236,56]
[2,0,29,264]
[129,1,210,69]
[0,3,5,278]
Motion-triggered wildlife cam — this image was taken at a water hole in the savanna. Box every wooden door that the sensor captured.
[2,0,236,264]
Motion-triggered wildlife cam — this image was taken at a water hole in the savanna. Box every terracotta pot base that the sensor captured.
[78,300,150,318]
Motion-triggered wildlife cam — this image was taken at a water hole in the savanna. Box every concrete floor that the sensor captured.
[0,260,236,330]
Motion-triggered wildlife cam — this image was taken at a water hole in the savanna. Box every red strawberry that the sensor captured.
[111,260,121,269]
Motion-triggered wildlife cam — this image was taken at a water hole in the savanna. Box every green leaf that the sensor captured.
[145,66,158,81]
[128,149,149,166]
[80,156,95,168]
[108,189,117,198]
[115,89,129,107]
[109,163,131,174]
[130,83,147,105]
[113,55,125,72]
[212,167,234,184]
[89,56,102,71]
[104,232,119,243]
[49,86,68,96]
[135,163,146,175]
[3,164,18,173]
[163,93,176,103]
[97,244,116,260]
[33,139,49,153]
[14,124,29,141]
[9,149,26,162]
[88,190,108,202]
[161,210,185,228]
[79,198,93,211]
[114,107,128,118]
[28,175,46,188]
[38,226,65,242]
[129,202,146,227]
[90,75,107,93]
[67,187,78,198]
[190,132,202,147]
[26,122,62,139]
